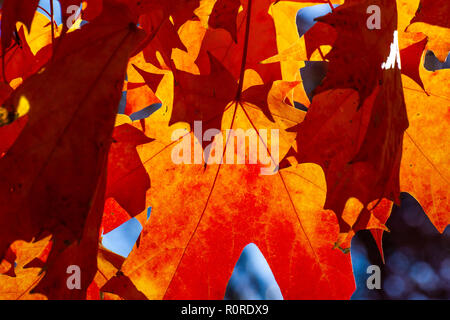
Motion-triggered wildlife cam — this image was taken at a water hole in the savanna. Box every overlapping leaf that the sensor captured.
[0,0,447,301]
[0,0,144,298]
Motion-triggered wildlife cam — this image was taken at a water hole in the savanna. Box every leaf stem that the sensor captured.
[318,47,326,60]
[236,0,253,101]
[50,0,55,56]
[326,0,335,12]
[38,5,52,19]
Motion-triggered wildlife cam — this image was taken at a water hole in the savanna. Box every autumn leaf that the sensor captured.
[195,0,282,83]
[120,0,201,29]
[0,0,144,299]
[0,0,447,301]
[101,271,147,300]
[104,91,355,299]
[296,0,408,237]
[399,36,428,91]
[0,27,36,85]
[410,0,449,28]
[405,0,450,62]
[137,11,188,69]
[99,0,358,295]
[86,246,127,300]
[105,122,153,223]
[0,0,40,52]
[400,67,450,233]
[0,236,51,300]
[58,0,101,32]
